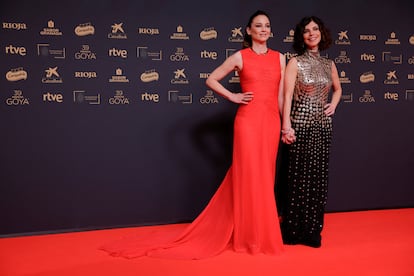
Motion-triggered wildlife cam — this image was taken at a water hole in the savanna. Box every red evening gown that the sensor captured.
[100,48,283,259]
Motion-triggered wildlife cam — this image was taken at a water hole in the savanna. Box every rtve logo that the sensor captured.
[109,48,127,58]
[200,50,217,60]
[43,92,63,103]
[5,45,27,56]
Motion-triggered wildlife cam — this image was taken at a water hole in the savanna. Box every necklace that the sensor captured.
[251,47,268,55]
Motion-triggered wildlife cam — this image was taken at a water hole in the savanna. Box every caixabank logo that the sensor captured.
[108,22,127,39]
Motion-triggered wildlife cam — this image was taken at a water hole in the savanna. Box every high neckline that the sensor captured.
[306,49,320,58]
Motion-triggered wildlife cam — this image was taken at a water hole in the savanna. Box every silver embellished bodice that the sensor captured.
[291,51,332,127]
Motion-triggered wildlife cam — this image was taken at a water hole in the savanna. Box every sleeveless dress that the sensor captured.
[100,48,283,259]
[281,51,333,247]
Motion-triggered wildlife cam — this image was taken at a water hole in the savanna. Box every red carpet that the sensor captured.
[1,208,413,276]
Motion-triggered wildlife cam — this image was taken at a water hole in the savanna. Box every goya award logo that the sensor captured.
[200,90,219,104]
[6,90,29,105]
[109,90,130,105]
[359,90,375,103]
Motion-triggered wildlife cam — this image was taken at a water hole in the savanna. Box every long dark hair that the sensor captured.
[292,16,332,55]
[242,10,270,49]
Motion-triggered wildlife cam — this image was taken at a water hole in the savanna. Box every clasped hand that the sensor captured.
[281,128,296,144]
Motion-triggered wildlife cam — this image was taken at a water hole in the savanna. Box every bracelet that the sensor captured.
[281,129,291,134]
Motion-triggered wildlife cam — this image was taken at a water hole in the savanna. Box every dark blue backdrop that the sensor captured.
[1,0,413,236]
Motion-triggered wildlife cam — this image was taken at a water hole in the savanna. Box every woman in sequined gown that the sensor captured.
[100,10,285,259]
[280,16,342,248]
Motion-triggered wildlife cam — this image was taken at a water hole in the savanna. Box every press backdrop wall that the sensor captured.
[1,0,413,236]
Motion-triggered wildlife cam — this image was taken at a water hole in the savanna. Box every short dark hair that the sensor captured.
[242,10,270,49]
[292,16,332,55]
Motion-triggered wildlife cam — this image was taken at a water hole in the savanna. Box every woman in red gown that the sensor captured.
[100,10,285,259]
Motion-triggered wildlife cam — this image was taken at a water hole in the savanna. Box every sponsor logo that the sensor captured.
[408,74,414,80]
[341,93,353,103]
[168,90,192,104]
[201,50,217,60]
[384,71,399,85]
[339,71,351,84]
[75,22,95,36]
[360,72,375,83]
[109,90,130,104]
[200,90,219,104]
[335,30,351,45]
[359,34,377,41]
[283,29,294,43]
[170,25,189,40]
[199,72,211,79]
[109,47,127,58]
[410,35,414,45]
[171,69,189,84]
[109,68,129,83]
[140,69,159,82]
[2,22,27,30]
[37,43,66,59]
[6,90,29,105]
[226,48,237,58]
[6,67,27,81]
[385,32,400,45]
[408,56,414,65]
[43,92,63,103]
[40,20,63,36]
[74,45,97,60]
[138,27,160,35]
[137,46,162,60]
[170,47,190,61]
[384,92,399,101]
[334,50,351,64]
[382,52,402,64]
[108,23,127,39]
[406,90,414,101]
[42,66,63,83]
[200,27,217,40]
[141,92,160,102]
[73,90,100,104]
[359,90,375,103]
[229,71,240,84]
[75,71,97,78]
[5,45,27,56]
[228,27,243,42]
[360,53,375,62]
[285,51,298,60]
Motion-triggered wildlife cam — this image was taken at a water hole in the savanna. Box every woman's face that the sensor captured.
[303,20,321,50]
[247,15,271,43]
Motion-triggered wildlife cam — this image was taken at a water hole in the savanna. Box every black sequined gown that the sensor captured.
[281,51,333,247]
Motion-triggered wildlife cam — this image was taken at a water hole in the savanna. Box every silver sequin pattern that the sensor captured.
[282,51,333,246]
